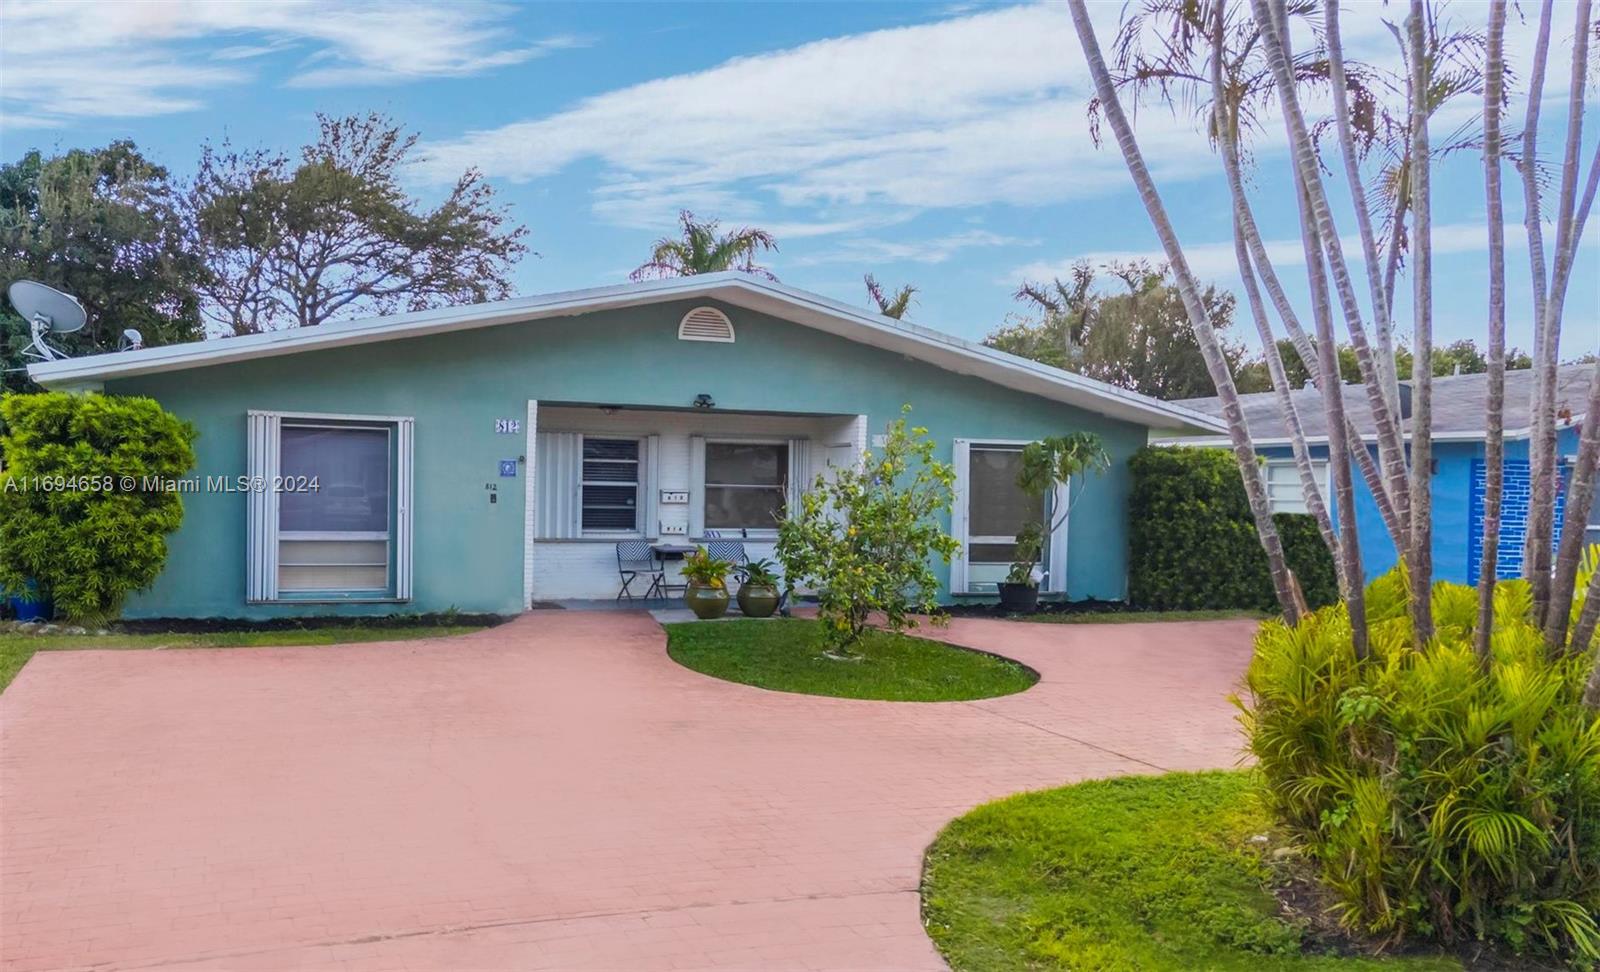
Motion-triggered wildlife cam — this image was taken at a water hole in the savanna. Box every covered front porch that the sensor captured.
[524,402,865,604]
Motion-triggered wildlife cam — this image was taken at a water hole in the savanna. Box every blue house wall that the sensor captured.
[1259,426,1579,585]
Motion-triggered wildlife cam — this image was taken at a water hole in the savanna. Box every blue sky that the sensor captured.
[1,1,1594,357]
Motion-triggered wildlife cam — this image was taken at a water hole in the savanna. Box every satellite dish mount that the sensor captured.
[7,280,88,362]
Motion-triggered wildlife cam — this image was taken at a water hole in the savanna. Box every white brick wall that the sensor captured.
[528,406,862,600]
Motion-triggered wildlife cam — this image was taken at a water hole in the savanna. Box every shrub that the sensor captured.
[776,406,959,655]
[1238,566,1600,962]
[0,392,196,621]
[1129,445,1336,612]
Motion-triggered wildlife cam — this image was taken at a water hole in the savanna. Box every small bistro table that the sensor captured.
[648,542,699,598]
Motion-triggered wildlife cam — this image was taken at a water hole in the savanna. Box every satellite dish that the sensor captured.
[7,280,88,362]
[117,328,144,352]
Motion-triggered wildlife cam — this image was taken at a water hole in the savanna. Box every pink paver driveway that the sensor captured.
[1,612,1255,972]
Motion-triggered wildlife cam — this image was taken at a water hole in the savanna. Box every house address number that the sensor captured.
[660,490,690,504]
[495,418,521,434]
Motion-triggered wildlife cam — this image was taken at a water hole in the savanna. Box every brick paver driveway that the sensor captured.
[1,612,1255,971]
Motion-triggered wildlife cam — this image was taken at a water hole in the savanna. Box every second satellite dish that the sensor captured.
[7,279,88,362]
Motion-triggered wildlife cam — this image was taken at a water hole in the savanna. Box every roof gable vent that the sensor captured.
[678,306,735,343]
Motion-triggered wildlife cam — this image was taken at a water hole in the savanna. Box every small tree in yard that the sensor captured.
[776,407,960,657]
[0,393,196,622]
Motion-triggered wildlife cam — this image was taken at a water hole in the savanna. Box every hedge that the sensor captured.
[1128,446,1337,612]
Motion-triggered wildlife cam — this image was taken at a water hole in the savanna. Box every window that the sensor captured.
[246,412,413,603]
[582,437,640,532]
[967,446,1036,564]
[705,442,787,531]
[1264,459,1328,514]
[277,425,392,593]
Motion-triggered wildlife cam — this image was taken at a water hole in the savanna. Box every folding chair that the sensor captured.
[615,540,663,601]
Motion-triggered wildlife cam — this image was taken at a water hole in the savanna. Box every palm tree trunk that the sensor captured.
[1254,0,1413,542]
[1324,0,1403,429]
[1209,33,1338,558]
[1547,360,1600,649]
[1406,0,1435,641]
[1520,0,1554,618]
[1579,566,1600,709]
[1235,223,1339,558]
[1221,104,1407,552]
[1476,0,1509,661]
[1538,0,1594,647]
[1066,0,1307,627]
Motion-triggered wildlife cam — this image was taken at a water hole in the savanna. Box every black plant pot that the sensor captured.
[997,582,1039,614]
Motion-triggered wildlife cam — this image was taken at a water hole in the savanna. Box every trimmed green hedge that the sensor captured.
[1128,446,1337,612]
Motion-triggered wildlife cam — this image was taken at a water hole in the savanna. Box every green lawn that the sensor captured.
[1012,608,1267,624]
[921,771,1461,972]
[663,618,1037,701]
[0,624,483,694]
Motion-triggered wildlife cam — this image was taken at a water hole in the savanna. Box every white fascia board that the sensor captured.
[29,272,1226,435]
[1157,417,1585,448]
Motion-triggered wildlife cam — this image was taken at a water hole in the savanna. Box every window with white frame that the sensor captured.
[246,412,413,603]
[967,446,1037,566]
[581,437,641,532]
[704,441,788,531]
[1264,459,1328,514]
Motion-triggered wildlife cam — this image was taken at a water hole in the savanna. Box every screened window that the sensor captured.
[582,437,640,532]
[1264,459,1327,514]
[705,442,788,531]
[277,425,392,593]
[967,447,1035,563]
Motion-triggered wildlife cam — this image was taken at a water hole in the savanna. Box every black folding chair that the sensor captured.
[615,540,663,600]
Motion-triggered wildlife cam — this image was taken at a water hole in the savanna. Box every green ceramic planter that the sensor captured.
[736,584,779,618]
[685,582,730,620]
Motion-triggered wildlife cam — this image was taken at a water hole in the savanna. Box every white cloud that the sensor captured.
[1018,222,1598,285]
[0,0,570,127]
[413,4,1217,227]
[412,1,1585,241]
[793,230,1036,266]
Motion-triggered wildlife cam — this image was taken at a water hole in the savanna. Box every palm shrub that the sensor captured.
[0,392,196,622]
[1239,562,1600,962]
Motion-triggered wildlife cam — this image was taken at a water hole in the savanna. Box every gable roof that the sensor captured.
[1168,363,1593,445]
[28,272,1225,435]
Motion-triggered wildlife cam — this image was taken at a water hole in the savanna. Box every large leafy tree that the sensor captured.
[187,112,528,334]
[630,211,778,280]
[0,142,202,391]
[986,261,1248,401]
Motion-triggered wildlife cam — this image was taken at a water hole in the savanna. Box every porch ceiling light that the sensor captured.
[693,393,715,409]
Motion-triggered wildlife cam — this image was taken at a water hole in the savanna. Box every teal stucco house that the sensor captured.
[29,274,1222,619]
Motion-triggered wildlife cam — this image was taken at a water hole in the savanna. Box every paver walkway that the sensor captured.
[1,612,1256,971]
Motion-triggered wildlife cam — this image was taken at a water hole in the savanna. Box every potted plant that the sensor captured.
[680,547,735,619]
[997,522,1043,613]
[736,558,781,618]
[1004,433,1111,610]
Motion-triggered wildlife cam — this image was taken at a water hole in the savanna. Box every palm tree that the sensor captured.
[1014,267,1095,366]
[1065,0,1307,626]
[1529,0,1593,645]
[1404,0,1437,642]
[1476,0,1509,660]
[630,211,778,281]
[864,274,916,319]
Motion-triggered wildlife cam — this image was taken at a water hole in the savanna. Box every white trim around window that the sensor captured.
[245,410,414,604]
[700,436,794,538]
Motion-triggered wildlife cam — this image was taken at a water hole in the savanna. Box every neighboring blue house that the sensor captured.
[1171,365,1596,585]
[28,273,1223,618]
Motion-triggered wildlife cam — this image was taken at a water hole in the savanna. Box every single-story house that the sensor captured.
[29,273,1223,618]
[1168,364,1596,585]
